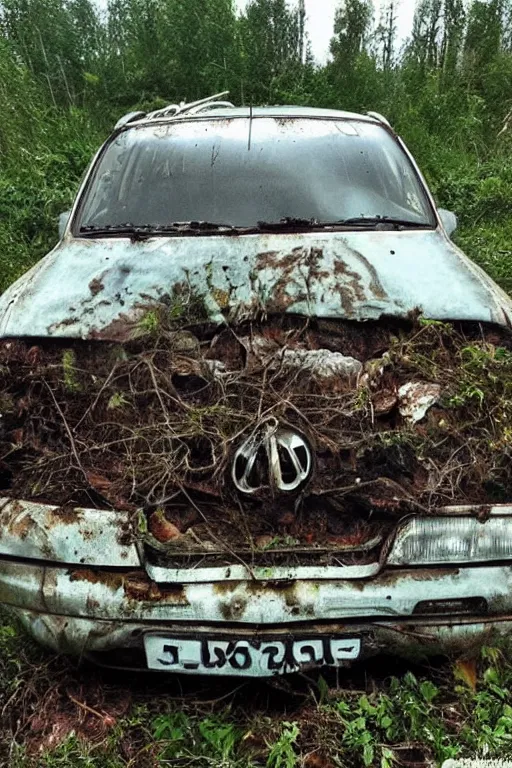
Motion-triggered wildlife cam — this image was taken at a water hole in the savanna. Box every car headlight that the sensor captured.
[387,516,512,566]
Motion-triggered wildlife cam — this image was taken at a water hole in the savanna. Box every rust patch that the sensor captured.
[338,244,388,300]
[215,581,315,619]
[87,305,148,342]
[255,247,324,312]
[88,277,105,297]
[218,596,247,621]
[68,569,124,591]
[4,499,24,516]
[124,575,189,604]
[254,250,281,268]
[211,288,230,309]
[48,317,77,332]
[214,581,238,596]
[45,506,84,527]
[86,595,101,612]
[379,567,460,588]
[333,259,366,313]
[7,512,35,540]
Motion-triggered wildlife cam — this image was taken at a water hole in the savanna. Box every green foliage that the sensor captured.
[266,721,300,768]
[152,710,242,763]
[1,0,512,300]
[2,610,512,767]
[107,392,128,410]
[62,349,80,392]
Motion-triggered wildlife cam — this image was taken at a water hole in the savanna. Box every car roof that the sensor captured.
[131,105,387,129]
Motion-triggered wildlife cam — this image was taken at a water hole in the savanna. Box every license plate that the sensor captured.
[144,635,361,676]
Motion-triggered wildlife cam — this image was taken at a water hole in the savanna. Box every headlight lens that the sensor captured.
[388,517,512,566]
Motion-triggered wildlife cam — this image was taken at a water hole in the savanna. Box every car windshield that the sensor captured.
[76,117,436,231]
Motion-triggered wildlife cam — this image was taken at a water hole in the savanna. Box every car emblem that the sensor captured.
[232,420,312,495]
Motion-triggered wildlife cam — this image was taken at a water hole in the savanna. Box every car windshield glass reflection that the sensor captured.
[77,118,435,231]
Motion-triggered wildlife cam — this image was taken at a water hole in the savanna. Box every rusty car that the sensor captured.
[1,92,512,677]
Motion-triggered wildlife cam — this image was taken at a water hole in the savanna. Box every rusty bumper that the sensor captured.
[1,555,512,669]
[6,608,512,670]
[1,498,512,672]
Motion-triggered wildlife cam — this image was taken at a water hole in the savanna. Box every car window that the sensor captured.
[77,117,435,230]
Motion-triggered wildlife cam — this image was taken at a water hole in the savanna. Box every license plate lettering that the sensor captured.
[260,642,288,671]
[293,639,325,665]
[145,635,361,676]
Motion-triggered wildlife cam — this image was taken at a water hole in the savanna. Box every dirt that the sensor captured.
[1,313,512,564]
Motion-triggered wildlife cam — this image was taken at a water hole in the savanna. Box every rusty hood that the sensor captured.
[1,229,511,339]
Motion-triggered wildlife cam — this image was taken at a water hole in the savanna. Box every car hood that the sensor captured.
[1,229,511,339]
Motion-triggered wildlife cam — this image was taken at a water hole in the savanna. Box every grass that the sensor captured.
[1,617,512,767]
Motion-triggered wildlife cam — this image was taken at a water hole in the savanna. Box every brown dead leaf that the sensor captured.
[372,388,398,415]
[149,511,181,543]
[85,472,135,511]
[304,754,335,768]
[254,534,275,549]
[86,472,113,494]
[454,658,478,691]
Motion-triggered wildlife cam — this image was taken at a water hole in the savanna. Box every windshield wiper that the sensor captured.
[255,216,433,232]
[80,224,163,239]
[257,217,319,230]
[327,216,433,229]
[79,221,242,239]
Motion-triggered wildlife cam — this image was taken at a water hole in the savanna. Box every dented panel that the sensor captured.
[0,229,511,340]
[0,499,139,566]
[9,607,512,664]
[1,557,512,623]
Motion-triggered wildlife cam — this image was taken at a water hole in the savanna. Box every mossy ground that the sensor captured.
[1,617,512,767]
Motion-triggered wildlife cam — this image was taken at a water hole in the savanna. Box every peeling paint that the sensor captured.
[1,229,512,340]
[0,499,139,567]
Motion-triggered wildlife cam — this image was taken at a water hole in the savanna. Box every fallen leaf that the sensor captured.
[454,658,478,691]
[255,534,275,549]
[304,754,335,768]
[372,388,398,415]
[149,510,181,543]
[86,472,113,494]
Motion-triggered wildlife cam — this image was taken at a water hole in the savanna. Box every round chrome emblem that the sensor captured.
[232,420,312,495]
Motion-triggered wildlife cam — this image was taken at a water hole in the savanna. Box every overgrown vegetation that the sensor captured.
[2,0,512,294]
[2,0,512,764]
[1,617,512,767]
[4,316,512,564]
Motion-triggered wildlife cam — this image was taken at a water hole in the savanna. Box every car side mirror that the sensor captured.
[438,208,458,237]
[58,210,71,239]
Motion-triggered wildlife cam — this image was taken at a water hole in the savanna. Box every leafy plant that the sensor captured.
[266,721,300,768]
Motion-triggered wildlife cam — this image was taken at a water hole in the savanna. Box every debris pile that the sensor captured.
[1,312,512,559]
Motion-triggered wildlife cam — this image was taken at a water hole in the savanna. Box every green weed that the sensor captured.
[266,721,300,768]
[62,349,81,393]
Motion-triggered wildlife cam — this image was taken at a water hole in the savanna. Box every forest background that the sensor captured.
[1,0,512,296]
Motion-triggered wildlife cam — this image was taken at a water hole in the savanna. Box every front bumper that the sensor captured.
[2,498,512,673]
[1,556,512,670]
[8,608,512,672]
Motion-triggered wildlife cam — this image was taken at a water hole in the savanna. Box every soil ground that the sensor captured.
[0,615,511,767]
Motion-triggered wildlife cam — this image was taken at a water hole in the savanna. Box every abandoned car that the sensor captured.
[1,92,512,676]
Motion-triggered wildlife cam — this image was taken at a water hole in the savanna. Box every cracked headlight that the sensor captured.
[388,517,512,565]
